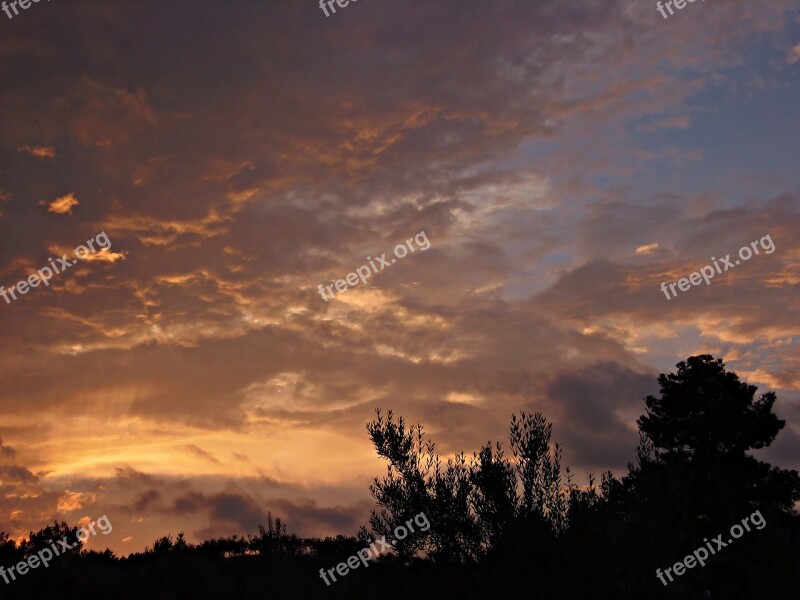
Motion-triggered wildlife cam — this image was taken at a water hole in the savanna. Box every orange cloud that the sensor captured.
[42,193,80,215]
[17,145,56,159]
[634,243,660,255]
[80,248,128,263]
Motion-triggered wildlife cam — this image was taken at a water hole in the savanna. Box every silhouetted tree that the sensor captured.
[149,534,175,555]
[195,534,249,557]
[469,441,517,550]
[367,409,476,562]
[250,512,303,556]
[19,521,82,558]
[366,408,571,565]
[509,411,569,532]
[593,355,800,599]
[0,530,20,564]
[636,355,800,524]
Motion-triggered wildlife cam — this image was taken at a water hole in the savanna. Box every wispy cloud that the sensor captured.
[788,43,800,65]
[634,243,661,255]
[17,145,56,159]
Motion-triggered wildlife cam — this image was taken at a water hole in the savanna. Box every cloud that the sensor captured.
[56,490,96,513]
[0,438,16,460]
[133,490,162,512]
[267,499,373,538]
[70,76,157,148]
[42,193,79,215]
[183,444,220,464]
[545,362,657,471]
[0,464,39,484]
[17,145,56,159]
[788,43,800,65]
[635,116,691,133]
[79,247,128,263]
[0,446,65,539]
[634,243,661,255]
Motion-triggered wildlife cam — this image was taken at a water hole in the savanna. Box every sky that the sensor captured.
[0,0,798,555]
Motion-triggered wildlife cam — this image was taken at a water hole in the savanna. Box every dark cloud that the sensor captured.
[0,438,16,460]
[183,445,220,464]
[268,499,374,538]
[133,490,162,513]
[545,363,658,471]
[0,464,39,485]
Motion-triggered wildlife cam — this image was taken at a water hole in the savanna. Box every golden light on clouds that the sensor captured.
[57,491,96,513]
[634,243,660,255]
[80,248,128,263]
[43,193,79,215]
[18,145,56,159]
[446,392,482,405]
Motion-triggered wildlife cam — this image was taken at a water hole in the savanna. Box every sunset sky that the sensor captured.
[1,0,799,554]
